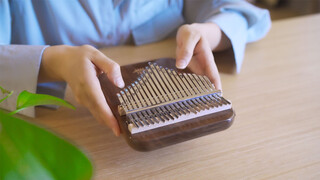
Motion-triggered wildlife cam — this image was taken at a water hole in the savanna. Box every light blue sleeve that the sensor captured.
[0,1,64,116]
[0,45,47,117]
[0,0,11,44]
[184,0,271,72]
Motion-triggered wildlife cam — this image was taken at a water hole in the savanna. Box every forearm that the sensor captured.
[191,23,231,52]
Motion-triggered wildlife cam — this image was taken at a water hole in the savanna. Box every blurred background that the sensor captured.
[250,0,320,20]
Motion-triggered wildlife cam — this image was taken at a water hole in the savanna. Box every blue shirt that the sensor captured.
[0,0,271,116]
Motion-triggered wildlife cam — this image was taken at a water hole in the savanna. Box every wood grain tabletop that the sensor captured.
[33,14,320,179]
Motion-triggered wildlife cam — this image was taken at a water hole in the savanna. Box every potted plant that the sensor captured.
[0,86,93,180]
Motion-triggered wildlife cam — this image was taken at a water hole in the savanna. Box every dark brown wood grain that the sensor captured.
[98,58,235,151]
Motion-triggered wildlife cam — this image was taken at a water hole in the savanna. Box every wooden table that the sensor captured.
[34,14,320,179]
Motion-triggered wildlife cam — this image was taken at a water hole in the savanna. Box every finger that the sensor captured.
[83,73,121,136]
[193,40,222,90]
[202,46,222,90]
[176,26,201,69]
[72,64,120,136]
[90,50,125,88]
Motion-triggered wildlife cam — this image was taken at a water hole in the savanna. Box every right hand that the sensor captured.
[39,45,124,136]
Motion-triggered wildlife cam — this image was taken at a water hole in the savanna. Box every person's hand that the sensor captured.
[39,45,124,136]
[175,23,231,90]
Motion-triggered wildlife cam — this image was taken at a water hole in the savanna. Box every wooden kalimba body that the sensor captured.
[99,58,235,151]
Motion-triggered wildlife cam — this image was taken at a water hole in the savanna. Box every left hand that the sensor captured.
[175,23,231,91]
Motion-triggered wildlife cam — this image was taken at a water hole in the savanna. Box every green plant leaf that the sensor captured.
[0,86,13,104]
[0,111,93,180]
[10,90,75,115]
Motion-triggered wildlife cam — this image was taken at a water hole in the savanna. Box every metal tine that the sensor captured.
[186,99,201,112]
[169,69,199,113]
[137,112,149,126]
[132,82,147,107]
[194,75,219,108]
[128,114,139,128]
[125,87,146,126]
[199,75,212,90]
[198,75,214,92]
[124,87,138,110]
[142,111,155,125]
[152,113,161,123]
[176,101,191,114]
[128,85,148,125]
[133,82,156,124]
[141,73,161,104]
[209,94,222,106]
[137,77,157,105]
[186,74,211,110]
[136,79,162,123]
[213,94,226,105]
[150,64,173,100]
[156,107,171,121]
[203,76,216,90]
[212,94,223,106]
[163,68,194,114]
[156,65,189,115]
[128,85,141,108]
[198,97,212,110]
[159,66,182,99]
[152,64,186,116]
[182,73,207,111]
[172,71,202,112]
[143,68,175,120]
[208,95,220,108]
[149,64,183,117]
[120,90,133,111]
[172,70,192,96]
[202,95,217,108]
[192,74,210,92]
[184,73,200,94]
[144,67,178,118]
[166,68,187,98]
[165,69,196,113]
[163,106,178,119]
[162,68,192,114]
[187,75,212,110]
[144,67,166,103]
[220,96,231,105]
[177,72,199,106]
[132,113,144,127]
[120,91,139,126]
[195,97,210,110]
[129,83,152,125]
[117,93,128,112]
[141,71,171,121]
[148,66,182,117]
[182,101,197,114]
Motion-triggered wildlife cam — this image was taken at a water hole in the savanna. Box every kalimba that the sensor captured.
[99,58,235,151]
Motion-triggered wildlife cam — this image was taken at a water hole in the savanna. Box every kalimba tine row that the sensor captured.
[99,58,235,151]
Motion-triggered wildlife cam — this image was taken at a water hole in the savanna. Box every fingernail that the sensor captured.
[116,77,125,88]
[112,128,119,137]
[177,60,188,69]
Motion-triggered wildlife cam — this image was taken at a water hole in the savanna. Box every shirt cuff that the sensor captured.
[36,82,67,109]
[206,12,248,73]
[0,45,47,117]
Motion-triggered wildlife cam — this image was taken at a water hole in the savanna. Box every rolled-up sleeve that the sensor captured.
[0,45,47,117]
[184,0,271,72]
[0,1,66,116]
